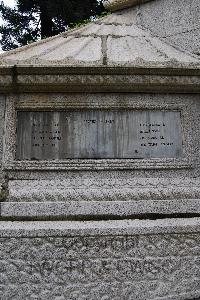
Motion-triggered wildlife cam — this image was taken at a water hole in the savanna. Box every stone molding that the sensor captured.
[104,0,151,11]
[0,66,200,93]
[7,178,200,203]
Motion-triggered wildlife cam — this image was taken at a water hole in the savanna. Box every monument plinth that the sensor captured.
[0,0,200,299]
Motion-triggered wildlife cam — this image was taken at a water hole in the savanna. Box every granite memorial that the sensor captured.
[0,0,200,299]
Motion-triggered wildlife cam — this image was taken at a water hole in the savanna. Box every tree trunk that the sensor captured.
[40,2,54,38]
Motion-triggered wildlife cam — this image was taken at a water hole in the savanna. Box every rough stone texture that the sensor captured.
[2,72,199,94]
[137,0,200,56]
[7,178,200,203]
[2,199,200,219]
[0,219,200,300]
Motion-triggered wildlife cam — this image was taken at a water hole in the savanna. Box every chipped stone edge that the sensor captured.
[1,200,200,219]
[0,218,200,238]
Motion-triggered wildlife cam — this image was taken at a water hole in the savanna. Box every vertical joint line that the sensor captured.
[102,36,108,65]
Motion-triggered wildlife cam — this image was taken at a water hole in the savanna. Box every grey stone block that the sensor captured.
[0,218,200,299]
[7,177,200,202]
[1,199,200,219]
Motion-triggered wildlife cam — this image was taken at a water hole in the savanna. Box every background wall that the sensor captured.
[137,0,200,55]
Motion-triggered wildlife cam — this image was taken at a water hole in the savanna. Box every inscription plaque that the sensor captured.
[16,110,182,160]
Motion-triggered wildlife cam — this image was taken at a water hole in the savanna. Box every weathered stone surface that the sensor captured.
[2,72,200,94]
[0,5,199,95]
[106,36,197,65]
[0,219,200,300]
[103,0,200,58]
[7,178,200,203]
[2,199,200,219]
[137,0,200,56]
[0,6,199,68]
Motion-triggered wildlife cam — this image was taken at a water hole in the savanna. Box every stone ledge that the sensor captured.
[0,67,200,93]
[6,177,199,202]
[1,200,200,220]
[0,218,200,237]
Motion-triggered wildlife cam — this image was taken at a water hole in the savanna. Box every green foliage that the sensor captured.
[0,0,105,51]
[68,11,111,30]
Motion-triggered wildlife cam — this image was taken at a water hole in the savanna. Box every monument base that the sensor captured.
[0,218,200,300]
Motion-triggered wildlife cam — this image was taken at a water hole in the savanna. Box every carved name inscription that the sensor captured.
[0,234,200,299]
[16,110,182,160]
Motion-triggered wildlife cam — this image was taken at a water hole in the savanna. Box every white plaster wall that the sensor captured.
[137,0,200,55]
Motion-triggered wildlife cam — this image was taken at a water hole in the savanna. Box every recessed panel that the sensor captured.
[16,110,182,160]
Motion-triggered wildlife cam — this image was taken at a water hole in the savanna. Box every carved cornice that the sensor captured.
[0,66,200,93]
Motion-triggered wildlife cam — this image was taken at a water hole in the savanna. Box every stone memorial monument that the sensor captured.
[0,0,200,299]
